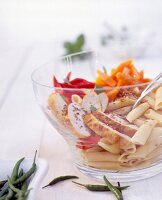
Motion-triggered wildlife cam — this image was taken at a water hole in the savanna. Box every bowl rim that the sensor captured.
[31,50,161,90]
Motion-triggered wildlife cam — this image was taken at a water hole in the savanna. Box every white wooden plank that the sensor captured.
[0,47,42,158]
[0,41,63,157]
[0,46,29,108]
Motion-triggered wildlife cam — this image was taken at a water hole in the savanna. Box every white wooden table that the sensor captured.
[0,43,162,200]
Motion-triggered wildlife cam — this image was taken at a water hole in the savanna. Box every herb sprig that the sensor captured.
[64,34,86,60]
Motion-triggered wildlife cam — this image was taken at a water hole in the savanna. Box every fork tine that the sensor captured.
[142,72,162,94]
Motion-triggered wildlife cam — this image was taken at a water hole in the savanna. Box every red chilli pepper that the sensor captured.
[66,72,72,81]
[53,72,95,102]
[70,78,95,88]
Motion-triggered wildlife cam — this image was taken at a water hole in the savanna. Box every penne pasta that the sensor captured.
[143,96,155,109]
[133,118,146,127]
[118,152,130,163]
[120,142,137,154]
[144,109,162,125]
[81,151,119,162]
[84,146,104,153]
[98,138,120,154]
[131,120,157,145]
[132,87,141,96]
[118,152,142,166]
[107,97,135,111]
[119,137,137,154]
[126,102,150,122]
[148,92,156,99]
[112,106,132,116]
[145,144,162,161]
[155,86,162,110]
[127,127,162,160]
[87,161,126,170]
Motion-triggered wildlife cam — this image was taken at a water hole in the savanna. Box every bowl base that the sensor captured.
[75,161,162,182]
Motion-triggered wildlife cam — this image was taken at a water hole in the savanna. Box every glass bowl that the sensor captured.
[31,51,162,182]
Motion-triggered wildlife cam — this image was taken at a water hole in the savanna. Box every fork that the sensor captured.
[132,72,162,109]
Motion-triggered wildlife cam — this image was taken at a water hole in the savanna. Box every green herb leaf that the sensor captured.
[94,85,105,94]
[63,34,86,60]
[103,66,107,74]
[60,94,66,101]
[90,105,97,112]
[75,34,85,51]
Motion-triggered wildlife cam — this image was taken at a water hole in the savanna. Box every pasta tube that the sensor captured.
[133,118,146,127]
[145,144,162,160]
[118,152,142,166]
[143,96,155,109]
[98,138,120,154]
[87,161,126,170]
[81,151,119,162]
[126,102,149,122]
[131,120,157,145]
[144,109,162,125]
[85,146,104,153]
[107,97,135,111]
[113,106,132,116]
[120,141,137,154]
[155,87,162,110]
[127,127,162,159]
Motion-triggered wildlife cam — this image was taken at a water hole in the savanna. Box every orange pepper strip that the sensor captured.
[116,72,123,81]
[138,70,144,81]
[122,67,130,76]
[142,78,152,83]
[117,79,125,86]
[116,72,129,86]
[111,59,133,77]
[117,71,138,85]
[97,70,116,87]
[103,86,112,90]
[129,64,140,79]
[95,77,106,86]
[111,68,116,75]
[95,59,151,91]
[107,89,119,102]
